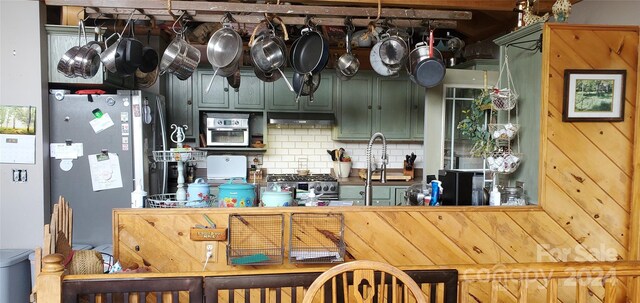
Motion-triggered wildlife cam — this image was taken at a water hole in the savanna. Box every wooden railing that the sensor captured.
[36,254,640,303]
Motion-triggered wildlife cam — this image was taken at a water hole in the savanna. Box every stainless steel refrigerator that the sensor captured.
[49,90,167,246]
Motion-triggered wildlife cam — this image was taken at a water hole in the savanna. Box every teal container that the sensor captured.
[218,178,256,207]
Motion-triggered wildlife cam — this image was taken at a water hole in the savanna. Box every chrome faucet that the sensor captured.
[365,132,388,206]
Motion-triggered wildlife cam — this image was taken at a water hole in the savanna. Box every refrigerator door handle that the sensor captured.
[156,96,168,194]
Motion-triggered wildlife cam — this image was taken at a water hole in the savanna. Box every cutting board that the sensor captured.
[207,155,247,182]
[358,170,412,181]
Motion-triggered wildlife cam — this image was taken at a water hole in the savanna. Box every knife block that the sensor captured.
[403,160,415,179]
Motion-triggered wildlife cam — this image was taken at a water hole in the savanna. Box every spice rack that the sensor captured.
[289,213,345,263]
[227,214,284,265]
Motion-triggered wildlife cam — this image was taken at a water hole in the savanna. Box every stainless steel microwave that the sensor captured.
[204,113,250,147]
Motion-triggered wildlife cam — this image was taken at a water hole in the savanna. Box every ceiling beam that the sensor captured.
[293,0,583,12]
[45,0,472,20]
[84,8,457,28]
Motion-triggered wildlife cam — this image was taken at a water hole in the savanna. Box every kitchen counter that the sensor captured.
[337,176,423,186]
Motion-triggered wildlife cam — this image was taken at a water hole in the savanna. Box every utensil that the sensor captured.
[205,23,242,91]
[100,33,121,73]
[290,26,329,75]
[378,31,408,67]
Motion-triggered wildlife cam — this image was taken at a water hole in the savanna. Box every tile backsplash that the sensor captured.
[262,125,424,174]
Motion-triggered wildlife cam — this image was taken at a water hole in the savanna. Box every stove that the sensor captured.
[266,174,339,200]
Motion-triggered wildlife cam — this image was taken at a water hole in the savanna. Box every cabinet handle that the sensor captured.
[367,105,372,110]
[224,88,229,92]
[378,105,382,110]
[187,99,192,105]
[359,191,365,197]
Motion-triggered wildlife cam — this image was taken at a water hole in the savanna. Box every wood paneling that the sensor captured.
[113,23,639,302]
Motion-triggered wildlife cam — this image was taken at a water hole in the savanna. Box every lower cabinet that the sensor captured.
[339,185,408,206]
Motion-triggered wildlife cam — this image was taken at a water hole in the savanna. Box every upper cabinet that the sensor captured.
[46,25,133,88]
[265,71,334,112]
[194,68,265,110]
[333,71,423,141]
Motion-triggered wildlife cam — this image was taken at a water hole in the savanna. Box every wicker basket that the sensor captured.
[486,150,522,174]
[488,123,520,140]
[68,250,104,275]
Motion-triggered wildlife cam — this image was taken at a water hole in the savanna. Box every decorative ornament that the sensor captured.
[552,0,572,22]
[523,5,550,26]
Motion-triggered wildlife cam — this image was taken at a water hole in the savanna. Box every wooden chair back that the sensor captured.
[302,260,429,303]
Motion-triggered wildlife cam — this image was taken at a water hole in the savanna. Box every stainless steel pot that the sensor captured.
[100,33,120,73]
[410,30,446,88]
[57,45,81,78]
[73,41,102,78]
[160,35,201,80]
[205,24,242,91]
[336,27,359,78]
[378,32,408,66]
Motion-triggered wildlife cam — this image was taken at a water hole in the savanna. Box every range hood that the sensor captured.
[267,112,335,126]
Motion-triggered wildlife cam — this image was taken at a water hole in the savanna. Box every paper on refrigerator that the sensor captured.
[88,152,123,191]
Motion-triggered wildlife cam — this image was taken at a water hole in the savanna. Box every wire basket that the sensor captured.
[147,193,215,208]
[227,214,284,265]
[486,150,523,174]
[289,213,345,264]
[488,123,520,140]
[152,150,207,162]
[490,88,518,110]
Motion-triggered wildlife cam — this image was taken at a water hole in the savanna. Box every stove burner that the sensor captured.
[267,174,337,182]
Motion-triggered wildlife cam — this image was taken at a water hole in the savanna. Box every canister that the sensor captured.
[217,178,256,207]
[186,178,210,202]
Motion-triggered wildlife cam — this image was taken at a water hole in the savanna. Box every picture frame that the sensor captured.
[563,69,626,122]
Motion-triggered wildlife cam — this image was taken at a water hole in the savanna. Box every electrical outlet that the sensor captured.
[203,242,217,264]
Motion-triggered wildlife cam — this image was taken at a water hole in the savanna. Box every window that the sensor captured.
[442,86,487,170]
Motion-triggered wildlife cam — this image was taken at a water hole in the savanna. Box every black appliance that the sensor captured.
[438,169,483,206]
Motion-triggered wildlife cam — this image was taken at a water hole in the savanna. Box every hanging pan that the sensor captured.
[411,29,445,88]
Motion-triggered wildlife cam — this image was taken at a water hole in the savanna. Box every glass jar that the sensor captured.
[500,187,525,205]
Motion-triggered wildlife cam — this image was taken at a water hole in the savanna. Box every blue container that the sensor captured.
[1,249,32,303]
[218,178,256,207]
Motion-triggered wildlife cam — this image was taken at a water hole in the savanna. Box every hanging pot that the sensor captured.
[289,27,329,75]
[99,33,121,74]
[378,31,408,67]
[227,69,241,91]
[411,29,446,88]
[336,27,359,78]
[205,24,242,91]
[139,46,158,73]
[370,39,398,77]
[114,38,144,77]
[292,72,321,97]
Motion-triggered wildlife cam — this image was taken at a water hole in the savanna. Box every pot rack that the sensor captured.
[45,0,472,29]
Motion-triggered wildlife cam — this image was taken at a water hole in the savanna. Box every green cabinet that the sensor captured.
[333,72,423,141]
[166,75,195,139]
[265,71,334,112]
[339,185,408,206]
[333,74,374,140]
[411,84,426,140]
[194,68,264,110]
[375,77,412,139]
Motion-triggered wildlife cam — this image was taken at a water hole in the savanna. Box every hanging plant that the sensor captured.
[457,91,495,157]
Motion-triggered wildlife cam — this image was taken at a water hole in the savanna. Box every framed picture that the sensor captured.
[563,69,626,122]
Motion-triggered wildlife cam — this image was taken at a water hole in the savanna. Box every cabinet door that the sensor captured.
[166,76,195,138]
[375,77,412,139]
[265,72,299,111]
[195,69,229,108]
[394,187,409,206]
[229,71,264,110]
[333,74,373,140]
[411,83,426,140]
[301,73,334,112]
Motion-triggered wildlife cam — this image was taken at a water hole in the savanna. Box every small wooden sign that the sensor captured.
[190,228,227,241]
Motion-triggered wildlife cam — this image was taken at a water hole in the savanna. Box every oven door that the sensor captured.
[206,128,249,146]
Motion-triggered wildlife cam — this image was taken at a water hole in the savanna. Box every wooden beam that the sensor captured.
[85,10,457,28]
[295,0,583,12]
[45,0,472,20]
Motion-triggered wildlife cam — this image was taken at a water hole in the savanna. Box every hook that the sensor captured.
[344,17,354,32]
[304,16,315,28]
[77,8,90,22]
[92,12,105,28]
[120,9,136,37]
[172,11,187,35]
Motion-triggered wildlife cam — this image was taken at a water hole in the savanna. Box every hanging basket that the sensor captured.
[488,123,520,140]
[486,149,523,174]
[490,88,518,110]
[492,53,519,110]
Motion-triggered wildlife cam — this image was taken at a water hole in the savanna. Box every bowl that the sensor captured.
[297,169,309,176]
[251,143,266,148]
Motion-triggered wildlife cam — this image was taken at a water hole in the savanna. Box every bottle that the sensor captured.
[489,186,501,206]
[306,188,318,206]
[430,180,442,206]
[131,179,147,208]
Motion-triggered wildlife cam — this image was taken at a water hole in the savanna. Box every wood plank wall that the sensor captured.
[113,24,639,302]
